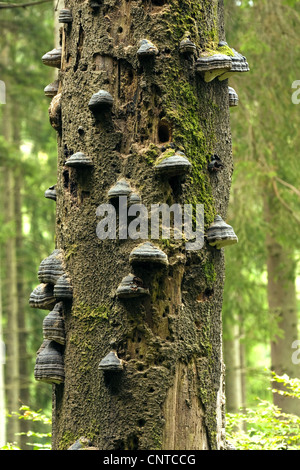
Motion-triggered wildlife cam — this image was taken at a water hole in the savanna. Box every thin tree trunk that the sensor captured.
[39,0,237,450]
[265,195,299,416]
[0,247,6,447]
[224,323,243,413]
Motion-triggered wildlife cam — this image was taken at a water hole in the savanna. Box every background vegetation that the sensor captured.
[0,0,299,449]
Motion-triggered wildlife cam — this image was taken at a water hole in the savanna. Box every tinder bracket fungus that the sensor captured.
[44,80,59,99]
[129,242,169,268]
[29,283,56,311]
[179,32,197,56]
[43,302,65,345]
[38,249,65,285]
[99,350,124,373]
[54,274,73,301]
[218,47,250,81]
[196,53,232,83]
[49,93,62,133]
[137,39,159,60]
[59,8,73,24]
[34,340,65,385]
[229,86,239,108]
[44,185,57,201]
[41,47,62,69]
[116,274,150,299]
[155,150,192,179]
[65,152,93,168]
[206,215,238,249]
[88,90,114,118]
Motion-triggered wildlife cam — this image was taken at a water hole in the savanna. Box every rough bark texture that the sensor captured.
[49,0,233,450]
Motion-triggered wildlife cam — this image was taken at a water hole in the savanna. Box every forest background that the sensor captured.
[0,0,299,450]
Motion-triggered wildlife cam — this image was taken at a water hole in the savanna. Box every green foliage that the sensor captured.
[226,374,300,450]
[2,406,51,450]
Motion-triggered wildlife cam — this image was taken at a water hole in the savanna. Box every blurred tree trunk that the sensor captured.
[49,0,236,450]
[224,322,243,413]
[0,249,5,447]
[2,98,20,445]
[265,194,299,416]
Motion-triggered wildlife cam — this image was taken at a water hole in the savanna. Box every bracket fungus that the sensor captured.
[99,350,124,372]
[206,215,238,249]
[29,283,56,310]
[44,80,59,99]
[65,152,93,168]
[179,33,197,55]
[218,48,250,81]
[116,274,150,299]
[137,39,159,59]
[34,340,65,385]
[68,438,96,450]
[155,150,192,178]
[38,249,65,285]
[228,86,239,107]
[88,90,114,114]
[48,93,62,132]
[58,8,73,23]
[129,242,168,267]
[41,47,62,68]
[108,179,132,200]
[44,185,57,201]
[54,274,73,300]
[43,302,65,345]
[196,53,232,82]
[129,192,141,206]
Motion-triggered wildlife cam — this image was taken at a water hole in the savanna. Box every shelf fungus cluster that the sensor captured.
[30,249,73,385]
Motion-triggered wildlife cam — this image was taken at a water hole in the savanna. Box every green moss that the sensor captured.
[65,243,79,260]
[203,261,217,288]
[72,303,110,322]
[144,144,159,166]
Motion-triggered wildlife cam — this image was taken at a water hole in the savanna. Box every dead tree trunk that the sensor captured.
[35,0,242,450]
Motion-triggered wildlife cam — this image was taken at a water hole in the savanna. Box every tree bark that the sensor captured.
[46,0,235,450]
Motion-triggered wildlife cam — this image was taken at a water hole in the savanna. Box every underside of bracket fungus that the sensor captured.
[44,185,57,201]
[99,350,124,372]
[207,215,238,249]
[228,86,239,107]
[88,90,114,114]
[43,302,65,345]
[137,39,159,59]
[41,47,62,68]
[116,274,150,299]
[44,80,59,99]
[38,249,65,285]
[108,179,132,200]
[58,8,73,24]
[196,53,232,82]
[218,48,250,81]
[65,152,93,168]
[34,340,65,385]
[179,32,197,55]
[155,150,192,177]
[54,274,73,300]
[129,242,169,267]
[29,283,56,310]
